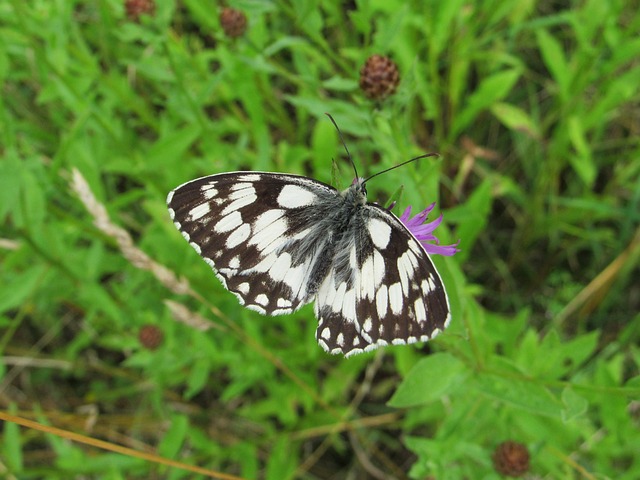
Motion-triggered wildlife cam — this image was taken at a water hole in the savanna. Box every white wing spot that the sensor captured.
[414,298,427,323]
[222,191,257,215]
[229,182,253,192]
[228,256,240,269]
[332,282,348,313]
[267,252,292,282]
[236,174,262,182]
[360,255,375,299]
[255,294,269,306]
[363,317,372,332]
[215,210,243,233]
[253,209,285,229]
[189,202,211,221]
[341,289,356,321]
[250,217,287,252]
[372,249,385,286]
[388,282,403,314]
[375,285,388,318]
[368,218,392,250]
[201,186,218,199]
[336,333,344,347]
[236,283,250,295]
[226,223,251,248]
[277,184,317,208]
[252,252,279,273]
[321,327,331,340]
[277,298,292,308]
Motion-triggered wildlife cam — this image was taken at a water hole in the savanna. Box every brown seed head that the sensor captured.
[139,324,164,350]
[359,54,400,100]
[220,7,248,38]
[124,0,156,21]
[492,441,530,477]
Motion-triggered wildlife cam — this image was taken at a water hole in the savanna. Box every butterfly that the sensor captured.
[167,163,452,357]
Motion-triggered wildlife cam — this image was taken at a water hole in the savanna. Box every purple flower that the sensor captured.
[399,204,459,256]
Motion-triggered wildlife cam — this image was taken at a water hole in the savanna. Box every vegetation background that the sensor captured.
[1,0,639,478]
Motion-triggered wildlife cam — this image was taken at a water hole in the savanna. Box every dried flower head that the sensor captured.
[492,441,530,477]
[359,55,400,100]
[139,324,164,350]
[220,7,248,38]
[124,0,156,21]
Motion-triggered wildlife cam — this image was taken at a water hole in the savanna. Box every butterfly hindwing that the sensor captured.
[314,204,450,356]
[168,172,339,315]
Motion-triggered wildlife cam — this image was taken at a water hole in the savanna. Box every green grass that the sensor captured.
[1,0,639,478]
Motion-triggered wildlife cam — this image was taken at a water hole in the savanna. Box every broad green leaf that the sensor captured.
[388,353,469,408]
[475,373,562,418]
[561,386,588,422]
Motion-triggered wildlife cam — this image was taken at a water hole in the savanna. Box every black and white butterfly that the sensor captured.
[167,161,451,357]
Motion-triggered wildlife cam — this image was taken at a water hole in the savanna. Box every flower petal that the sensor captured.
[399,204,459,257]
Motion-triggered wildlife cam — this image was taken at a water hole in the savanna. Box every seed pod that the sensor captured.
[359,55,400,100]
[124,0,156,21]
[138,324,164,350]
[220,7,248,38]
[492,441,530,477]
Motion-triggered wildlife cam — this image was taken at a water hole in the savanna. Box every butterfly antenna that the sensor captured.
[325,113,359,180]
[363,152,440,184]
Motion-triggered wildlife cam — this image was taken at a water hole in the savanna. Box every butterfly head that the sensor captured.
[342,177,368,207]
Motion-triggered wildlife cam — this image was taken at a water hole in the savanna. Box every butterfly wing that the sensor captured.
[314,203,451,357]
[167,172,340,315]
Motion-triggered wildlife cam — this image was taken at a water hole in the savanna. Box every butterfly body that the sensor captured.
[168,171,450,356]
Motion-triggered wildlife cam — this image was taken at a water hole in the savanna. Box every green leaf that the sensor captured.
[475,373,563,418]
[452,69,521,137]
[185,357,211,399]
[536,28,570,100]
[266,437,297,480]
[145,125,202,168]
[490,102,541,139]
[567,115,596,186]
[158,415,189,459]
[561,386,588,422]
[388,353,469,408]
[3,406,23,472]
[0,265,46,313]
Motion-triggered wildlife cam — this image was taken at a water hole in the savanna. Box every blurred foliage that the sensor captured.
[1,0,639,478]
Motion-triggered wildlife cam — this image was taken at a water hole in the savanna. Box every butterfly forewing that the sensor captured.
[168,172,340,315]
[167,171,451,356]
